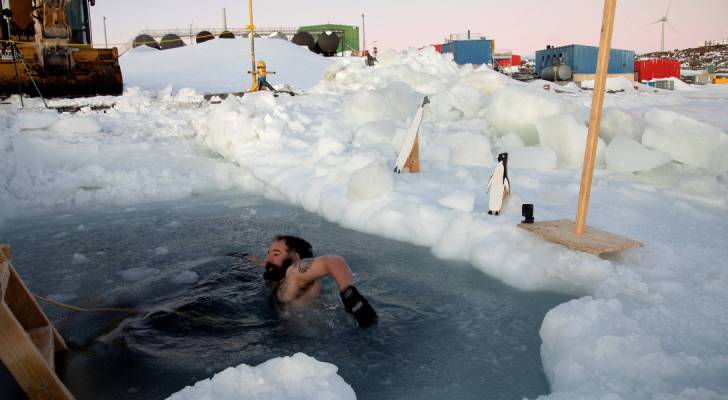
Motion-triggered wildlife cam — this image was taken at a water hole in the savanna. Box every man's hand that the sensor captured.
[340,286,378,328]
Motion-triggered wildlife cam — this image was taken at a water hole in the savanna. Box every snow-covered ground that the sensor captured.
[2,37,728,399]
[120,37,332,94]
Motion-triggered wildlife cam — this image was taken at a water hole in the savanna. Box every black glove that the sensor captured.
[340,286,377,328]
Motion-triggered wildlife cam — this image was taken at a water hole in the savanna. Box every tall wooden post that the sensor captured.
[575,0,617,235]
[517,0,641,255]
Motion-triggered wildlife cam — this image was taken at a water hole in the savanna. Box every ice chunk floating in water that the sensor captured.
[167,353,356,400]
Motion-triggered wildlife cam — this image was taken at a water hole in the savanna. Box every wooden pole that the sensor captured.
[518,0,641,255]
[575,0,617,235]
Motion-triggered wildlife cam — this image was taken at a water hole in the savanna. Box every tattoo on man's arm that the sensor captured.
[297,258,313,273]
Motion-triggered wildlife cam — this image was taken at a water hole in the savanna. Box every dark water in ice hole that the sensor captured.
[0,190,571,400]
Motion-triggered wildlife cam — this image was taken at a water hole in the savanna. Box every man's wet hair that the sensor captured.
[273,235,313,259]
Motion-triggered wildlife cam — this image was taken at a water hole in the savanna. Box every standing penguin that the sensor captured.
[486,153,510,215]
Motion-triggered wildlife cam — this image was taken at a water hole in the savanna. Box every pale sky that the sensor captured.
[89,0,728,56]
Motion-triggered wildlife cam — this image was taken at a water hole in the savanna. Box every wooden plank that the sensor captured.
[518,219,642,255]
[575,0,617,234]
[6,266,51,331]
[394,96,428,174]
[52,327,68,352]
[0,303,75,400]
[27,325,54,369]
[0,244,10,262]
[1,259,9,302]
[404,133,420,173]
[0,252,68,352]
[1,244,11,303]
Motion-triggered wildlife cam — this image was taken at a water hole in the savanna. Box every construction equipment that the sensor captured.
[0,0,123,99]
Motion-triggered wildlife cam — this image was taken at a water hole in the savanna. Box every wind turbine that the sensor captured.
[649,0,678,52]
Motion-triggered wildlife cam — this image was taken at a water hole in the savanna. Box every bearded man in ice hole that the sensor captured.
[256,235,377,328]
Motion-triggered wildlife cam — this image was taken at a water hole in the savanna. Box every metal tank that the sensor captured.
[160,34,185,50]
[292,31,315,50]
[196,31,214,44]
[132,34,160,49]
[541,64,573,81]
[316,31,340,56]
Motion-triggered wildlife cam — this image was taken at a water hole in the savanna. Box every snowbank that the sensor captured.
[642,109,728,174]
[121,37,333,93]
[485,86,586,145]
[605,137,671,172]
[600,108,642,143]
[537,114,605,169]
[580,77,637,92]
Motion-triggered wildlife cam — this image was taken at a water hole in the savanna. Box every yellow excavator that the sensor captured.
[0,0,122,98]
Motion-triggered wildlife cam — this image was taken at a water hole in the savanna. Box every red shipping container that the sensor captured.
[495,55,522,68]
[495,58,511,67]
[434,44,442,53]
[634,59,680,82]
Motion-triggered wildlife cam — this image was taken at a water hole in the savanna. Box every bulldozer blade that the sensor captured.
[0,45,123,99]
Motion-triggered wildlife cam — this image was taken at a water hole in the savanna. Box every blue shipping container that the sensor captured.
[535,44,634,76]
[441,38,493,66]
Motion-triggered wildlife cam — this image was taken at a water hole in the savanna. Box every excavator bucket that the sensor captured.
[0,0,123,98]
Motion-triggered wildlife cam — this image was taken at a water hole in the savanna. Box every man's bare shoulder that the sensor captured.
[296,257,315,273]
[295,255,343,273]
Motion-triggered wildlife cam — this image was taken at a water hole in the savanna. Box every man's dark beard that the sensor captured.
[263,257,293,282]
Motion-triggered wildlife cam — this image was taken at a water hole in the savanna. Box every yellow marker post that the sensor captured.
[247,0,257,91]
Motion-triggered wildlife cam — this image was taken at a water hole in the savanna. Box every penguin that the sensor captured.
[486,153,510,215]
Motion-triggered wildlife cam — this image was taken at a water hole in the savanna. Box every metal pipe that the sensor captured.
[4,15,24,107]
[85,0,93,44]
[103,16,108,48]
[361,13,365,51]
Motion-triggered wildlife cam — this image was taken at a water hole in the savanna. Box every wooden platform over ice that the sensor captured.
[518,219,643,255]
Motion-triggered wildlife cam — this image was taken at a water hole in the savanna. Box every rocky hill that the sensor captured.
[639,44,728,71]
